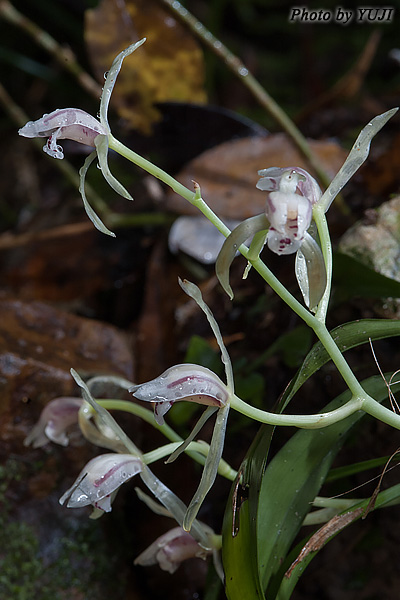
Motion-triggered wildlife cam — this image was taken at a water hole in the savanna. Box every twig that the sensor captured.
[0,0,101,99]
[159,0,333,194]
[296,30,381,122]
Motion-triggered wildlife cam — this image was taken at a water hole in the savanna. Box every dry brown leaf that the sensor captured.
[85,0,207,134]
[285,508,363,579]
[166,133,347,219]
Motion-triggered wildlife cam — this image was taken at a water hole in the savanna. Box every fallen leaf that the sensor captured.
[85,0,207,134]
[165,133,347,219]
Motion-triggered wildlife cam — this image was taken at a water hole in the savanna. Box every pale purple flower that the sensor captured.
[134,526,212,573]
[24,396,83,448]
[130,364,229,426]
[256,167,322,255]
[59,453,142,514]
[18,108,107,160]
[18,39,146,237]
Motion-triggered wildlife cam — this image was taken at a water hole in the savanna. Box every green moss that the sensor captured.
[0,459,125,600]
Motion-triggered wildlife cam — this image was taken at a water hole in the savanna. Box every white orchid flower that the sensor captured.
[18,38,146,237]
[130,363,229,426]
[256,167,321,255]
[216,166,327,311]
[59,453,143,517]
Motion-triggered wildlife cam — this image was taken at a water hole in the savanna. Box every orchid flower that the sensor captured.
[216,166,327,311]
[134,488,223,579]
[65,368,213,548]
[130,364,229,426]
[216,109,399,311]
[134,526,213,573]
[18,38,146,237]
[24,396,83,448]
[131,279,234,531]
[59,453,143,518]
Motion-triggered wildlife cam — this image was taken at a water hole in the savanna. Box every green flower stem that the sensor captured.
[143,441,236,481]
[312,496,364,510]
[108,137,400,430]
[231,394,363,428]
[97,399,236,480]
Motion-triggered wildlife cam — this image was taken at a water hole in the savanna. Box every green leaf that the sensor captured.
[222,424,275,600]
[260,374,400,596]
[283,318,400,407]
[223,373,400,599]
[333,253,400,300]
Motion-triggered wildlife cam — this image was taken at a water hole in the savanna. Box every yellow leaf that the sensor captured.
[85,0,207,134]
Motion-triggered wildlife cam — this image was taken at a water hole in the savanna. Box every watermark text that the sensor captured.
[289,6,395,25]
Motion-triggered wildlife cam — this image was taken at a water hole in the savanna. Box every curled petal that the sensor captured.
[134,526,212,573]
[179,279,235,393]
[166,406,218,464]
[59,453,142,513]
[215,213,269,300]
[71,368,141,456]
[295,232,327,311]
[183,404,230,531]
[79,148,116,237]
[130,364,229,425]
[94,135,133,200]
[99,38,146,130]
[24,397,83,448]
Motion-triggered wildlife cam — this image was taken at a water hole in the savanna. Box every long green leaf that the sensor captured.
[259,374,400,595]
[282,319,400,407]
[222,424,275,600]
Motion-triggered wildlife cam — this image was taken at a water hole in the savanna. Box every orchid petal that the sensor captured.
[134,526,211,573]
[183,403,230,531]
[19,108,107,159]
[70,368,141,456]
[139,465,211,549]
[94,135,133,200]
[99,38,146,131]
[166,406,219,464]
[295,231,327,311]
[215,214,269,300]
[78,402,127,453]
[320,108,398,212]
[179,279,234,393]
[79,148,116,237]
